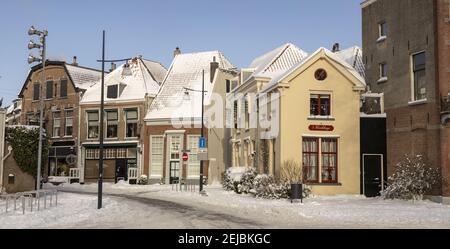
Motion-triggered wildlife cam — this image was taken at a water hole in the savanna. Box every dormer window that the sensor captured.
[107,84,118,99]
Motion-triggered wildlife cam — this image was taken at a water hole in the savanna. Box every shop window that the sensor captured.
[302,138,319,183]
[302,137,339,184]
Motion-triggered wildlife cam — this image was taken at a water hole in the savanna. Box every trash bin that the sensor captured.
[291,183,303,203]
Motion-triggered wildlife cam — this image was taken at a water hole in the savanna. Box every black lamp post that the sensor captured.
[96,30,132,209]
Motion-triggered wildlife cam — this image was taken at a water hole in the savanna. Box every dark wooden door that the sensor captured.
[115,159,128,183]
[170,161,180,184]
[364,155,383,197]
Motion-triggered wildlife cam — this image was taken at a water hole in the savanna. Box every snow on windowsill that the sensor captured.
[377,36,387,43]
[308,116,335,121]
[377,77,388,84]
[408,99,428,106]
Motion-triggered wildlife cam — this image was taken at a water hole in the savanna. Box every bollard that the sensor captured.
[29,196,33,212]
[44,192,47,209]
[5,196,9,213]
[22,196,25,215]
[37,192,40,211]
[14,195,17,211]
[55,191,58,206]
[50,191,53,207]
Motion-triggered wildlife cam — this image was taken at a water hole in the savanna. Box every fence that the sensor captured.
[128,168,138,182]
[171,179,197,192]
[0,189,58,215]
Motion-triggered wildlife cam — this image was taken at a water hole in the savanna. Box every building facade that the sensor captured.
[362,0,450,202]
[18,59,103,181]
[144,50,237,185]
[5,99,22,125]
[229,44,367,195]
[79,57,166,183]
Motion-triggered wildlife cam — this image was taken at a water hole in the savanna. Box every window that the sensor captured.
[106,110,118,138]
[244,97,250,129]
[125,109,138,138]
[412,52,426,101]
[310,94,331,116]
[65,110,73,136]
[86,149,99,159]
[60,80,68,98]
[105,149,116,159]
[150,136,164,177]
[46,81,54,99]
[87,111,99,139]
[233,101,238,129]
[226,80,231,93]
[302,137,339,184]
[33,83,40,101]
[379,63,388,80]
[107,85,118,99]
[52,111,61,137]
[117,148,127,158]
[321,138,338,183]
[302,138,319,183]
[187,135,200,178]
[379,22,387,38]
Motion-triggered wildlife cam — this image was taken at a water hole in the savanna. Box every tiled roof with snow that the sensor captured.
[145,51,235,121]
[334,46,365,78]
[248,43,308,80]
[262,47,366,93]
[80,57,166,104]
[65,64,103,90]
[141,59,167,84]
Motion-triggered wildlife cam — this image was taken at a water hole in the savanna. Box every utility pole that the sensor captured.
[199,70,205,193]
[98,30,106,209]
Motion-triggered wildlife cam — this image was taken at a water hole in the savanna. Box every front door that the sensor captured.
[167,134,183,184]
[170,161,181,184]
[115,159,127,183]
[363,154,384,197]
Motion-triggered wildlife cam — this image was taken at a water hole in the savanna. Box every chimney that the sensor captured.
[210,56,219,83]
[173,47,181,58]
[332,43,340,52]
[110,62,117,72]
[72,56,78,66]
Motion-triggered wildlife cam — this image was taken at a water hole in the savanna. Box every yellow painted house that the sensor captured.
[229,44,366,195]
[261,47,366,195]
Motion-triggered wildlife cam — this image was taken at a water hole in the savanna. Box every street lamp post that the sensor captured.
[27,26,48,191]
[96,30,132,209]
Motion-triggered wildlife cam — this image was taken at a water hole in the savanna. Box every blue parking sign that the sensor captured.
[199,137,207,149]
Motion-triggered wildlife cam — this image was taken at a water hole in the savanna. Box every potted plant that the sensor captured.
[281,160,304,203]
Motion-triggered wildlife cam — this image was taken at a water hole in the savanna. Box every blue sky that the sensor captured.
[0,0,362,105]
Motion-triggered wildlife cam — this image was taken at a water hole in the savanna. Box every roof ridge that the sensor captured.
[261,43,292,74]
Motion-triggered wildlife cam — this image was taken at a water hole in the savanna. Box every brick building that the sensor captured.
[18,58,103,181]
[362,0,450,202]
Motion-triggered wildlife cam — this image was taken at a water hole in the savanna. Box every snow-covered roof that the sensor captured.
[262,47,366,93]
[81,57,166,104]
[145,51,235,121]
[247,43,308,81]
[334,46,365,78]
[65,64,103,90]
[141,59,167,84]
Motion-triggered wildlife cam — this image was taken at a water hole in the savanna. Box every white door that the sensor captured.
[166,134,183,184]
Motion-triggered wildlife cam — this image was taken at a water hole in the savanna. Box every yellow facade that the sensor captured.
[271,49,365,195]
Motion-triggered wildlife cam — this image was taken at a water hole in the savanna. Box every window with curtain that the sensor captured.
[106,110,118,138]
[125,109,138,138]
[302,138,319,183]
[65,109,73,136]
[187,135,200,178]
[52,111,61,137]
[321,138,338,183]
[87,111,99,139]
[310,94,331,116]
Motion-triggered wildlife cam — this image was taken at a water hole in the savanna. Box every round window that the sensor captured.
[314,69,327,81]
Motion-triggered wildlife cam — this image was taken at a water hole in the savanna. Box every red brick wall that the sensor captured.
[144,124,209,181]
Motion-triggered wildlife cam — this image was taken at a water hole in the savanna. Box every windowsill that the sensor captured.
[51,137,61,139]
[377,77,388,84]
[125,137,138,140]
[408,99,428,106]
[306,182,342,186]
[59,97,68,100]
[308,116,335,121]
[105,137,119,140]
[44,98,53,101]
[63,136,73,139]
[377,36,387,43]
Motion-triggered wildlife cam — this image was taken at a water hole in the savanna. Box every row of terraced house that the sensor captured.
[1,0,449,203]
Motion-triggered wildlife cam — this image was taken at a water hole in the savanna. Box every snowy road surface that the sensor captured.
[1,182,450,229]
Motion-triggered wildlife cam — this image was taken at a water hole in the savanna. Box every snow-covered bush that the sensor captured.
[236,168,257,194]
[222,169,235,191]
[253,174,289,199]
[381,155,440,201]
[137,175,148,185]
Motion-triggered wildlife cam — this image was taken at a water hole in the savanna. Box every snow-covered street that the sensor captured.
[1,182,450,229]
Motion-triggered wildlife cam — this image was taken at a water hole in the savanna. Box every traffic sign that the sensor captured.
[182,152,189,162]
[199,137,207,149]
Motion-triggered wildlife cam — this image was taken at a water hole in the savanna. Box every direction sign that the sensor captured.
[182,152,189,162]
[199,137,207,149]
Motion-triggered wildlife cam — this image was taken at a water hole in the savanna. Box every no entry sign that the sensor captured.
[182,152,189,162]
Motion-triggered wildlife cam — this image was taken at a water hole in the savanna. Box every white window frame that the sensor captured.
[105,109,119,139]
[187,135,200,179]
[410,51,427,103]
[86,109,100,140]
[64,109,73,137]
[52,111,61,138]
[377,22,387,42]
[150,135,164,178]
